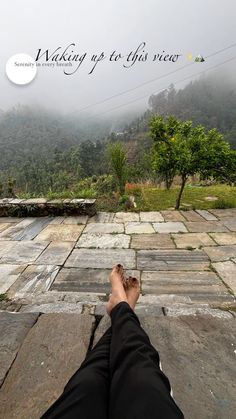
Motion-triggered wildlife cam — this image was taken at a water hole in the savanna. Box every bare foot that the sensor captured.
[124,276,140,310]
[106,264,128,315]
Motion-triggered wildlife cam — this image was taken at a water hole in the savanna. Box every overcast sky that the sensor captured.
[1,0,236,117]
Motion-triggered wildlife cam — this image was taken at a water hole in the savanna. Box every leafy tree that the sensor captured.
[107,142,127,194]
[150,116,233,209]
[150,115,181,189]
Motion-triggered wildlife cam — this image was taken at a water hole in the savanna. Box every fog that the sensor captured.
[1,0,236,118]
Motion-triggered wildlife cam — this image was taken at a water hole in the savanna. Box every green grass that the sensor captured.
[16,183,236,212]
[135,184,236,211]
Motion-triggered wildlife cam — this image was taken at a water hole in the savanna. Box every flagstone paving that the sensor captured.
[0,211,236,419]
[0,210,235,304]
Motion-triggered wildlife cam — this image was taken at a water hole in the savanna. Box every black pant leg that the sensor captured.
[109,302,184,419]
[41,327,112,419]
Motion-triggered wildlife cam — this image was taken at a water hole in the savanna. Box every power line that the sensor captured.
[0,52,236,149]
[85,54,236,119]
[68,42,236,116]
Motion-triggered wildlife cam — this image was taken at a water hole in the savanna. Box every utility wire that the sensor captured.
[68,42,236,115]
[1,51,236,148]
[84,54,236,119]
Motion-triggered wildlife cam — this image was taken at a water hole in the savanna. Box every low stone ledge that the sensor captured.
[0,198,96,217]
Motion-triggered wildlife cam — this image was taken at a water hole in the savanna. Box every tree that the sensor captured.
[150,115,181,189]
[150,116,233,209]
[107,142,127,194]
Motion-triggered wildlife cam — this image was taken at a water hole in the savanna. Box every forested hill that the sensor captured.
[122,72,236,147]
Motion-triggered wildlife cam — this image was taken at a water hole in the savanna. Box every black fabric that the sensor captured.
[41,302,184,419]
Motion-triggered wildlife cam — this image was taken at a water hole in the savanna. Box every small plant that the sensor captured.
[185,246,194,251]
[0,294,8,302]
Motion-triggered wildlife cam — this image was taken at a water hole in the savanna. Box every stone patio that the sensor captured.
[0,210,236,418]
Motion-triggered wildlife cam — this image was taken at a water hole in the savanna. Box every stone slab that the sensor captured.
[164,305,233,318]
[35,225,84,242]
[63,216,88,224]
[203,245,236,262]
[0,241,49,264]
[65,248,136,269]
[49,217,65,224]
[113,212,139,223]
[0,218,36,240]
[76,233,130,248]
[22,198,47,204]
[0,312,38,386]
[20,302,83,314]
[0,264,27,294]
[180,210,204,221]
[88,212,115,223]
[222,219,236,232]
[83,222,124,234]
[213,261,236,294]
[0,223,12,233]
[137,250,209,271]
[51,268,140,293]
[141,271,227,296]
[0,241,17,258]
[160,211,186,222]
[185,221,228,233]
[210,208,236,218]
[153,222,187,233]
[125,222,155,234]
[195,209,218,221]
[8,265,60,298]
[173,233,215,249]
[35,242,74,265]
[141,316,236,419]
[210,232,236,245]
[140,211,164,222]
[0,314,93,419]
[13,217,52,240]
[0,217,23,223]
[131,234,174,249]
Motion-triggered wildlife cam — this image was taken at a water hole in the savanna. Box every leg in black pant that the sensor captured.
[109,301,184,419]
[41,327,111,419]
